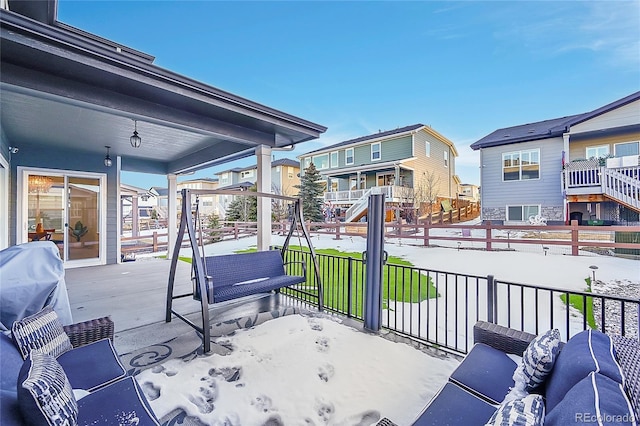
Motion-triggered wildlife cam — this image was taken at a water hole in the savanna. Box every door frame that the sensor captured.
[17,166,107,268]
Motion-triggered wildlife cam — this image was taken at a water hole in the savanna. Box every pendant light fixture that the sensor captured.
[130,120,141,148]
[104,146,113,167]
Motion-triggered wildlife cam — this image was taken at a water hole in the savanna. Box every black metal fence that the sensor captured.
[282,248,639,355]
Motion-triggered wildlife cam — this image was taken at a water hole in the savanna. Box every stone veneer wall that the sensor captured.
[483,206,564,222]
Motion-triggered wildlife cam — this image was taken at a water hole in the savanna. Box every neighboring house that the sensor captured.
[215,158,301,218]
[177,177,219,217]
[471,91,640,225]
[460,183,480,202]
[120,183,157,234]
[298,124,461,222]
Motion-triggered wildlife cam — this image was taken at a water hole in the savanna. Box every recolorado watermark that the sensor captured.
[575,413,636,423]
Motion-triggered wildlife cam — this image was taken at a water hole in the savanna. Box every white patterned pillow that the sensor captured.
[11,306,73,359]
[512,328,561,392]
[18,351,79,426]
[486,394,545,426]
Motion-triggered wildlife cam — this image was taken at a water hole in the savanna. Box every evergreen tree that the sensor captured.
[295,163,324,222]
[225,185,257,221]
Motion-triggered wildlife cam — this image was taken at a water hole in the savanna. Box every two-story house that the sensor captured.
[471,91,640,225]
[177,177,220,217]
[298,124,461,222]
[215,158,301,218]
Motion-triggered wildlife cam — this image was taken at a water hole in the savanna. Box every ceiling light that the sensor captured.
[104,146,113,167]
[130,120,141,148]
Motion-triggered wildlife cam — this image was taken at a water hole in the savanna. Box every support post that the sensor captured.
[364,192,386,332]
[256,145,272,251]
[166,174,177,261]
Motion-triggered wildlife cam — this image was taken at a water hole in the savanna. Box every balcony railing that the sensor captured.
[281,248,639,355]
[324,185,413,203]
[563,160,640,209]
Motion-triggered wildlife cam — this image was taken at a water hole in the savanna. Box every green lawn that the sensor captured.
[560,278,596,329]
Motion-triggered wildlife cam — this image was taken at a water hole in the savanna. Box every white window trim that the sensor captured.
[345,148,354,165]
[371,142,381,161]
[586,145,609,159]
[506,204,541,222]
[330,151,339,168]
[614,141,640,157]
[502,149,541,182]
[240,170,254,179]
[313,153,329,170]
[425,141,431,157]
[443,150,449,168]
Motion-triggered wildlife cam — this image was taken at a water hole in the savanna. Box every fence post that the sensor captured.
[234,222,239,240]
[347,257,353,318]
[487,275,496,323]
[153,232,158,252]
[423,222,430,246]
[485,220,492,251]
[335,223,341,240]
[364,193,385,332]
[571,220,579,256]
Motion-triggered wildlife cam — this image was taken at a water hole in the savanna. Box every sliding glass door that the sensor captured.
[20,168,106,267]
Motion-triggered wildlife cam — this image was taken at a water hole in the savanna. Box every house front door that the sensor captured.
[19,168,106,267]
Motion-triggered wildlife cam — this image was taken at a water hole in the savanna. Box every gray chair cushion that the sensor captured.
[57,338,127,391]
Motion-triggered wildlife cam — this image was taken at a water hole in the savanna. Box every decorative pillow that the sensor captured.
[612,335,640,418]
[546,372,636,426]
[545,329,625,412]
[486,394,545,426]
[512,328,561,393]
[17,351,78,426]
[11,306,73,359]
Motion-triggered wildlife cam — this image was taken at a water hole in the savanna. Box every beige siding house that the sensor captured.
[299,124,461,222]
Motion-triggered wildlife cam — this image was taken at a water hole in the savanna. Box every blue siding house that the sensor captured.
[471,92,639,225]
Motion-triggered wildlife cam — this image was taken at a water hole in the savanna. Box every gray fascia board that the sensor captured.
[1,11,327,137]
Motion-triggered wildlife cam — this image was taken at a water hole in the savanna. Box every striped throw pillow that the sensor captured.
[18,351,79,426]
[486,394,545,426]
[513,328,561,392]
[11,306,73,359]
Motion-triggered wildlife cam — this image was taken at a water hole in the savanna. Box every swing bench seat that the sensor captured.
[195,250,307,304]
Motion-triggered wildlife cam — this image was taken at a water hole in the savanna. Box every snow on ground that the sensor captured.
[137,314,459,425]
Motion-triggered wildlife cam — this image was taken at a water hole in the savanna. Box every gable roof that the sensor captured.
[471,91,640,150]
[271,158,299,168]
[303,124,425,156]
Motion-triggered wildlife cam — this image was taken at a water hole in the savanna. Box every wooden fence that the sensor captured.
[120,220,639,258]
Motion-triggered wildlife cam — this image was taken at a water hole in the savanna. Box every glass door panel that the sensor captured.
[67,177,100,262]
[27,175,64,259]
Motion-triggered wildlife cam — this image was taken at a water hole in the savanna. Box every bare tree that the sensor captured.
[413,170,441,220]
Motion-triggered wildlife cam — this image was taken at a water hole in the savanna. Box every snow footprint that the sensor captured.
[340,410,381,426]
[314,398,335,424]
[140,381,160,401]
[317,363,335,382]
[315,336,330,353]
[308,318,323,331]
[188,393,215,414]
[251,394,273,413]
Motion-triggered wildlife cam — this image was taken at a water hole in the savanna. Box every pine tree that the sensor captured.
[295,163,324,222]
[225,185,257,221]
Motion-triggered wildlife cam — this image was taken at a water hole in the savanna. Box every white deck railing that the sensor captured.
[563,163,639,210]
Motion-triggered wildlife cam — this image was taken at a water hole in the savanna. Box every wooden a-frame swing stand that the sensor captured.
[166,188,324,352]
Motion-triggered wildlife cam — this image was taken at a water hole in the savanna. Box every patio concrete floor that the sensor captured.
[64,256,305,354]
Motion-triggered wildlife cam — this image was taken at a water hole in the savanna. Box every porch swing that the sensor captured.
[165,188,324,352]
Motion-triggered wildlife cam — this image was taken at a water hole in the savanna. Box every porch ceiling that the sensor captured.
[0,10,326,175]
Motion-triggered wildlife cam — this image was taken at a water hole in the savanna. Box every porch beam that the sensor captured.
[166,174,177,260]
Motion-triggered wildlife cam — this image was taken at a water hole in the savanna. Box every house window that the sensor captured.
[426,142,431,157]
[240,170,254,179]
[220,173,229,185]
[330,151,339,168]
[371,142,381,161]
[443,151,449,168]
[345,148,354,165]
[503,149,539,181]
[614,141,639,157]
[313,154,329,170]
[377,173,395,186]
[275,166,280,172]
[287,166,294,179]
[507,205,540,221]
[303,157,311,169]
[586,145,609,159]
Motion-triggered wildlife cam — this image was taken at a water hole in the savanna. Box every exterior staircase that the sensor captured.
[602,166,640,212]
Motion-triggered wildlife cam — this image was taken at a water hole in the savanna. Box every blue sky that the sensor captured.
[58,1,640,188]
